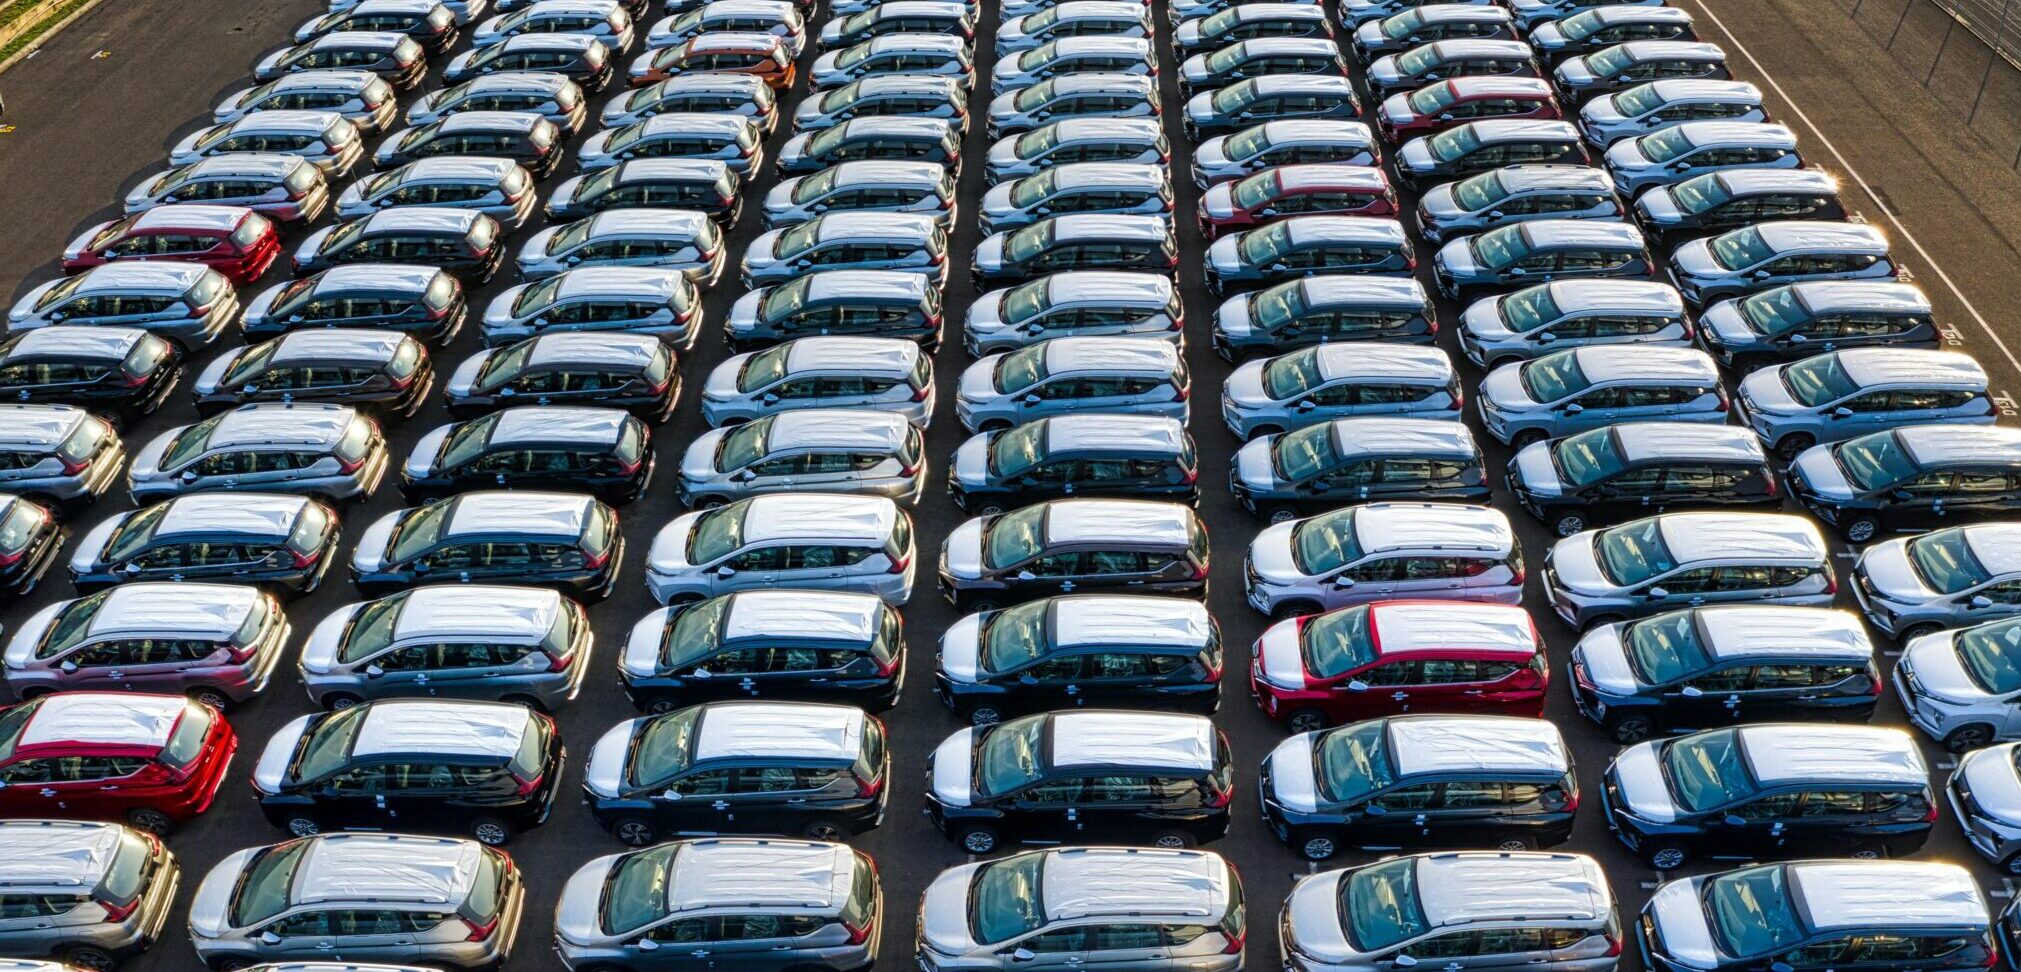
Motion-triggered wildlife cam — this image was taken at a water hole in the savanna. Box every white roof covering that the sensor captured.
[1546,279,1684,315]
[1895,424,2021,467]
[582,210,712,239]
[1736,725,1926,786]
[1790,861,1985,930]
[1329,417,1477,460]
[1752,220,1886,252]
[0,405,86,447]
[444,491,594,539]
[1045,499,1193,546]
[1569,344,1717,383]
[490,406,630,445]
[1654,513,1824,565]
[89,583,262,640]
[801,269,932,304]
[1963,524,2021,578]
[391,586,563,643]
[1043,414,1186,455]
[74,261,212,292]
[0,822,124,890]
[351,699,530,759]
[741,494,897,544]
[782,336,918,375]
[671,839,849,911]
[157,493,312,538]
[1416,853,1610,927]
[1040,271,1172,305]
[9,326,147,359]
[1041,848,1229,921]
[1353,503,1511,555]
[132,205,251,233]
[1311,343,1451,383]
[394,156,520,183]
[722,590,881,644]
[1610,423,1763,465]
[1694,606,1871,660]
[766,409,910,453]
[19,693,186,751]
[524,331,661,368]
[209,403,357,448]
[270,329,408,364]
[1369,603,1538,657]
[1042,336,1180,375]
[691,702,864,763]
[1834,348,1986,388]
[1050,711,1215,771]
[294,835,480,905]
[1385,716,1567,778]
[1052,596,1212,648]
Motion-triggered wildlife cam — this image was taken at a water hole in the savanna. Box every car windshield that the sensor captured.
[976,715,1047,796]
[817,82,863,112]
[1496,287,1561,333]
[388,500,451,562]
[1552,428,1630,487]
[1703,865,1807,959]
[1669,174,1733,214]
[1342,857,1427,953]
[574,166,620,200]
[232,841,310,927]
[984,504,1046,569]
[1405,80,1458,113]
[1428,125,1482,162]
[337,592,407,663]
[1014,125,1060,157]
[1710,226,1776,271]
[296,706,366,781]
[1906,530,1993,596]
[511,276,565,317]
[220,341,281,387]
[103,501,169,562]
[737,343,791,391]
[1003,223,1055,263]
[1317,720,1394,803]
[630,707,700,785]
[1205,44,1253,73]
[1450,171,1511,212]
[474,341,533,390]
[791,167,841,203]
[1610,83,1669,117]
[1023,6,1062,30]
[1623,610,1711,684]
[1231,171,1281,209]
[1518,352,1590,402]
[1468,225,1530,270]
[660,595,729,668]
[1395,46,1440,76]
[35,590,108,659]
[759,277,814,320]
[1779,353,1863,408]
[160,415,224,470]
[1001,279,1051,323]
[1261,348,1324,399]
[1209,80,1258,113]
[1008,171,1058,209]
[776,221,822,259]
[438,412,502,471]
[688,504,747,564]
[1635,126,1696,163]
[1249,281,1306,328]
[1237,223,1291,264]
[994,344,1049,393]
[1224,124,1272,161]
[1834,431,1918,492]
[602,845,676,934]
[969,853,1046,944]
[1595,518,1678,586]
[1662,728,1758,811]
[1304,606,1375,679]
[716,419,770,472]
[1291,509,1362,575]
[988,422,1047,476]
[547,217,598,255]
[1584,45,1635,75]
[983,600,1048,672]
[1012,79,1059,111]
[837,43,875,68]
[1737,287,1811,335]
[1953,618,2021,695]
[1272,422,1338,481]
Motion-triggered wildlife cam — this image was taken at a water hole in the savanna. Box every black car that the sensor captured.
[0,326,181,420]
[1635,168,1847,248]
[1601,723,1934,870]
[924,709,1232,854]
[1788,425,2021,543]
[939,499,1209,611]
[583,701,889,846]
[1182,75,1362,139]
[1260,715,1578,861]
[291,208,506,283]
[949,414,1198,514]
[401,405,651,504]
[972,214,1178,285]
[0,493,63,593]
[350,490,624,600]
[242,265,466,344]
[69,492,339,595]
[545,159,742,223]
[1231,417,1491,521]
[1507,423,1779,538]
[193,329,432,419]
[443,34,615,90]
[373,111,566,179]
[444,332,678,422]
[935,594,1220,725]
[620,589,904,712]
[1569,605,1881,743]
[778,118,962,175]
[250,698,564,845]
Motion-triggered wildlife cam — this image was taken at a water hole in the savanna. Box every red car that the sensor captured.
[1198,163,1396,238]
[61,204,281,284]
[1375,76,1560,141]
[1250,600,1547,733]
[0,692,237,834]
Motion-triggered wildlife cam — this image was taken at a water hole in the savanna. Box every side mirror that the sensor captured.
[1771,963,1794,972]
[730,469,756,482]
[1363,802,1388,816]
[59,660,76,674]
[760,392,780,405]
[1391,954,1418,968]
[1750,269,1771,278]
[120,562,142,574]
[364,664,385,678]
[715,564,736,578]
[1012,949,1037,963]
[1562,402,1584,414]
[637,938,662,952]
[1020,393,1040,405]
[1294,399,1316,411]
[1015,569,1036,582]
[1646,586,1669,599]
[1722,813,1748,827]
[1332,575,1356,588]
[1485,210,1504,220]
[1831,406,1853,418]
[1345,679,1369,693]
[259,932,282,946]
[179,469,202,482]
[1506,266,1527,276]
[1679,685,1703,698]
[1535,331,1557,343]
[1973,595,1995,609]
[660,790,682,801]
[1435,111,1452,121]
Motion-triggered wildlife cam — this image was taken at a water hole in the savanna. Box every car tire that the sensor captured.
[324,693,364,710]
[470,817,513,846]
[1898,623,1944,644]
[966,705,1003,726]
[59,949,115,972]
[1151,829,1194,849]
[15,687,49,702]
[1267,505,1298,524]
[1249,425,1283,439]
[1840,515,1882,544]
[126,806,174,836]
[801,818,850,842]
[1286,709,1328,735]
[1510,429,1547,449]
[1495,836,1535,852]
[189,687,232,711]
[614,816,658,847]
[1579,614,1624,633]
[1647,842,1691,871]
[2002,852,2021,877]
[1552,512,1586,538]
[1487,356,1524,372]
[1847,844,1885,860]
[692,495,729,510]
[1607,714,1656,744]
[1774,433,1814,462]
[1945,724,1997,753]
[957,825,1000,854]
[976,502,1006,516]
[500,694,548,713]
[962,597,1001,613]
[285,815,321,838]
[1298,830,1341,861]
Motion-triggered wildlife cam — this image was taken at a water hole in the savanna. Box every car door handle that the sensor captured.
[690,950,711,958]
[787,797,807,804]
[37,789,55,797]
[711,801,730,809]
[1391,691,1409,700]
[98,785,118,791]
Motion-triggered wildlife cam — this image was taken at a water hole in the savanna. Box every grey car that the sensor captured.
[1633,168,1845,246]
[1696,281,1941,370]
[1211,275,1434,359]
[644,492,917,604]
[764,161,956,228]
[1192,120,1378,187]
[0,404,126,507]
[1604,120,1800,196]
[1365,38,1537,95]
[252,32,428,87]
[0,821,179,972]
[651,0,806,55]
[957,336,1188,432]
[966,270,1180,354]
[1432,219,1651,304]
[1415,164,1622,243]
[577,113,761,175]
[471,0,633,49]
[515,209,724,284]
[1854,523,2021,641]
[187,834,524,971]
[1738,348,1993,459]
[1179,3,1331,54]
[483,266,700,346]
[214,71,400,134]
[1458,279,1690,370]
[987,73,1158,138]
[407,72,590,133]
[11,263,238,349]
[1229,416,1488,520]
[555,839,881,972]
[170,110,366,178]
[794,76,966,132]
[742,213,947,287]
[810,33,974,88]
[1243,502,1525,616]
[1553,39,1727,102]
[298,584,589,709]
[67,491,339,595]
[1393,119,1587,189]
[1671,221,1895,306]
[336,157,537,227]
[821,0,970,51]
[3,582,287,709]
[1529,5,1697,61]
[986,117,1168,183]
[1476,345,1723,446]
[1543,511,1835,629]
[918,849,1244,972]
[990,37,1153,95]
[1222,343,1458,438]
[1951,740,2021,866]
[980,162,1170,233]
[123,155,331,224]
[779,117,963,176]
[701,336,934,426]
[1341,0,1493,26]
[1578,78,1765,146]
[998,1,1149,55]
[679,410,925,507]
[723,269,942,350]
[127,404,387,503]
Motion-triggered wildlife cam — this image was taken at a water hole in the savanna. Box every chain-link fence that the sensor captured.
[1835,0,2021,168]
[1932,0,2021,68]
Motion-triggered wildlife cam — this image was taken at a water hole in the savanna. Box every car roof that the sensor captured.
[835,116,959,138]
[1352,502,1513,555]
[1051,596,1213,648]
[392,585,565,643]
[1607,39,1725,60]
[489,405,631,446]
[1044,498,1193,545]
[1227,3,1327,20]
[496,32,602,51]
[1437,76,1554,98]
[1229,37,1339,55]
[0,404,88,447]
[130,204,251,233]
[313,264,444,293]
[1568,345,1715,382]
[86,583,263,640]
[1048,117,1163,140]
[1297,275,1428,308]
[523,331,662,368]
[693,702,865,762]
[811,211,940,241]
[1611,422,1764,464]
[1786,280,1931,314]
[688,31,784,53]
[1456,118,1580,141]
[395,156,521,182]
[1574,5,1693,24]
[1045,213,1169,243]
[1419,38,1531,58]
[444,491,594,539]
[781,336,918,374]
[670,839,852,912]
[1385,715,1566,777]
[1894,424,2021,467]
[1833,348,1986,388]
[1543,279,1682,314]
[1328,417,1477,460]
[1693,606,1872,661]
[859,0,969,16]
[763,409,911,453]
[156,492,313,539]
[1642,78,1761,103]
[1414,853,1610,927]
[184,154,310,178]
[512,0,618,13]
[1704,169,1835,201]
[1665,120,1798,148]
[1033,72,1152,96]
[1280,215,1408,247]
[1790,861,1985,931]
[721,590,882,645]
[801,269,933,303]
[1040,270,1172,304]
[630,112,752,137]
[255,69,383,92]
[1251,74,1356,94]
[304,30,412,50]
[1049,162,1166,191]
[1049,711,1215,771]
[1039,848,1230,922]
[292,834,482,906]
[350,699,530,760]
[860,32,965,53]
[206,404,357,449]
[1043,336,1180,374]
[222,109,349,134]
[1655,512,1825,564]
[613,158,733,183]
[0,822,126,891]
[1736,724,1926,787]
[581,210,711,241]
[10,326,148,359]
[817,160,949,187]
[1251,120,1374,143]
[1267,164,1389,193]
[270,329,408,365]
[548,264,689,301]
[452,70,575,94]
[1369,603,1537,658]
[844,74,960,94]
[1961,524,2021,577]
[18,693,187,752]
[72,261,214,292]
[1515,218,1643,248]
[1493,165,1613,193]
[741,493,899,544]
[362,207,484,233]
[1309,343,1451,382]
[1040,35,1149,54]
[1041,413,1187,456]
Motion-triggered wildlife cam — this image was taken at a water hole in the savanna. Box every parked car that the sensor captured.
[1508,422,1777,537]
[192,329,430,418]
[700,336,933,427]
[1607,121,1800,197]
[991,37,1152,95]
[741,213,948,287]
[1790,424,2021,542]
[1635,167,1842,247]
[297,584,589,710]
[935,594,1216,723]
[1182,75,1361,139]
[797,75,966,132]
[1212,276,1435,359]
[443,33,615,89]
[0,821,179,972]
[1352,5,1517,60]
[1554,40,1728,103]
[1435,219,1651,304]
[253,32,427,88]
[0,494,63,594]
[1543,511,1835,630]
[1415,164,1620,243]
[1177,2,1330,54]
[1244,502,1524,618]
[1367,39,1538,96]
[628,32,795,89]
[824,0,970,49]
[1507,0,1670,31]
[1697,281,1941,370]
[514,210,723,284]
[1192,119,1377,187]
[765,160,955,228]
[985,117,1165,183]
[472,0,632,50]
[10,264,236,352]
[1853,524,2021,642]
[0,404,125,508]
[401,405,652,503]
[1207,216,1414,295]
[677,409,924,506]
[997,1,1144,54]
[1198,164,1394,239]
[296,0,461,51]
[68,492,336,595]
[242,264,464,344]
[1221,342,1458,438]
[1476,344,1723,447]
[577,113,760,175]
[0,693,233,834]
[603,73,775,130]
[123,155,331,224]
[1230,417,1490,521]
[1672,221,1893,306]
[337,157,537,228]
[948,413,1194,513]
[128,404,386,503]
[170,110,366,177]
[0,326,180,419]
[938,499,1207,610]
[782,117,961,175]
[215,70,399,134]
[621,589,903,712]
[1394,119,1589,189]
[649,0,805,55]
[955,336,1188,433]
[408,71,589,133]
[1341,0,1495,27]
[980,162,1171,234]
[350,490,622,598]
[1579,78,1766,147]
[1737,348,1991,460]
[1180,37,1347,94]
[61,205,280,285]
[544,158,740,222]
[965,271,1180,353]
[1376,76,1561,141]
[973,213,1178,284]
[645,493,916,605]
[725,269,941,351]
[1950,738,2021,867]
[1530,5,1697,62]
[444,332,677,420]
[810,33,971,89]
[1458,279,1689,369]
[291,208,505,283]
[484,265,701,347]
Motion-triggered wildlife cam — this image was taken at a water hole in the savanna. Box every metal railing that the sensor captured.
[1842,0,2021,169]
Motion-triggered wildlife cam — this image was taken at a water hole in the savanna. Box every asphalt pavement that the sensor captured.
[5,0,2021,970]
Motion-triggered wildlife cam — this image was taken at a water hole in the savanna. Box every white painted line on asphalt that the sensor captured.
[1684,0,2021,377]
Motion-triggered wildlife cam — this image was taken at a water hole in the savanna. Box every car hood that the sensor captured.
[293,226,336,268]
[1575,624,1642,695]
[726,289,764,330]
[929,727,976,807]
[127,429,176,480]
[1855,539,1934,603]
[1398,137,1436,171]
[1789,445,1854,500]
[1265,733,1322,812]
[253,714,315,794]
[1604,138,1651,170]
[648,513,702,572]
[958,356,1002,402]
[1549,533,1612,595]
[1556,57,1597,86]
[555,855,621,947]
[1670,239,1724,277]
[350,511,401,573]
[939,613,984,683]
[622,608,674,679]
[66,516,121,575]
[1379,92,1418,127]
[1194,135,1231,168]
[1207,233,1242,273]
[1285,871,1360,965]
[1960,747,2021,827]
[1248,521,1305,582]
[1902,634,1992,704]
[298,604,359,675]
[980,181,1018,220]
[778,133,814,168]
[1737,366,1802,415]
[1183,91,1216,124]
[405,424,450,479]
[1636,187,1684,223]
[1222,359,1272,408]
[514,232,559,273]
[1460,297,1515,340]
[1581,95,1630,126]
[1366,55,1403,86]
[446,351,491,397]
[986,136,1021,167]
[2,603,60,670]
[1511,441,1563,496]
[1531,21,1568,47]
[62,222,111,262]
[187,846,261,939]
[1611,740,1681,822]
[1418,181,1465,218]
[8,282,58,324]
[972,234,1007,274]
[1200,182,1237,219]
[1698,300,1754,346]
[1435,237,1478,276]
[584,718,646,799]
[193,353,238,395]
[1645,877,1724,971]
[951,434,990,487]
[335,181,368,209]
[942,517,985,580]
[1256,617,1307,690]
[1234,436,1279,490]
[919,863,984,955]
[744,229,785,270]
[703,356,748,401]
[1180,54,1216,85]
[762,180,797,214]
[254,49,288,77]
[811,51,843,80]
[682,428,727,481]
[1478,359,1538,410]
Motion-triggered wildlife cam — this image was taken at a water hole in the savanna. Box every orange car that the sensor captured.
[626,31,796,88]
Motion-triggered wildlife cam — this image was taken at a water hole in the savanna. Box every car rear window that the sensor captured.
[287,502,331,555]
[615,420,648,467]
[853,715,885,783]
[159,704,212,770]
[56,420,106,468]
[121,335,175,378]
[460,848,509,922]
[186,271,227,309]
[95,831,156,909]
[887,509,913,564]
[388,338,423,379]
[230,215,273,249]
[334,418,375,464]
[838,850,877,929]
[508,712,550,781]
[467,218,498,253]
[423,273,458,310]
[231,595,274,647]
[284,163,323,195]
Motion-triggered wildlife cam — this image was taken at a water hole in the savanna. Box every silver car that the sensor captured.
[170,110,366,177]
[980,162,1171,233]
[998,1,1150,54]
[128,404,387,503]
[1738,348,1992,459]
[9,262,238,350]
[987,117,1168,183]
[1578,79,1766,146]
[1223,343,1457,438]
[3,582,287,708]
[331,0,491,22]
[1543,511,1835,630]
[1211,275,1433,359]
[516,209,724,284]
[919,850,1244,971]
[991,37,1154,95]
[471,0,633,49]
[1950,739,2021,867]
[1282,853,1618,972]
[1605,120,1799,196]
[0,821,179,972]
[821,0,970,51]
[1905,616,2021,753]
[1341,0,1493,25]
[578,114,760,174]
[1244,502,1524,617]
[298,584,589,709]
[1476,345,1724,446]
[652,0,806,55]
[986,73,1158,137]
[337,157,537,227]
[407,72,589,133]
[214,71,400,134]
[645,492,916,604]
[484,266,700,347]
[1854,524,2021,642]
[188,834,524,971]
[1416,164,1622,243]
[1696,280,1940,370]
[1671,221,1895,306]
[556,839,880,972]
[723,269,942,349]
[957,336,1188,432]
[1192,120,1378,187]
[765,161,956,228]
[679,410,925,507]
[811,34,974,88]
[794,76,966,132]
[966,271,1180,354]
[123,155,331,223]
[742,213,948,287]
[0,405,125,506]
[1458,279,1690,370]
[703,336,934,426]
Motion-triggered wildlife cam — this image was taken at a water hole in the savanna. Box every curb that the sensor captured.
[0,0,109,77]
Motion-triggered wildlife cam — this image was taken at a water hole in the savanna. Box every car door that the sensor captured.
[777,543,868,588]
[1007,777,1085,841]
[325,908,422,964]
[1000,925,1093,971]
[1083,923,1173,971]
[1665,664,1750,727]
[1332,556,1405,603]
[1784,790,1880,855]
[1363,781,1440,844]
[657,766,740,832]
[1013,549,1086,596]
[718,544,785,587]
[418,642,528,698]
[315,763,398,829]
[1584,465,1664,522]
[359,643,443,695]
[704,914,828,972]
[1391,555,1469,599]
[259,910,345,962]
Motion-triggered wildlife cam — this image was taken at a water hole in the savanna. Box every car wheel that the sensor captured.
[957,826,999,854]
[189,687,231,711]
[1775,433,1814,462]
[693,495,728,510]
[647,698,680,715]
[1151,830,1194,849]
[980,420,1012,433]
[126,807,174,836]
[1898,623,1944,644]
[324,693,363,711]
[1267,506,1299,524]
[1495,837,1534,852]
[500,694,548,713]
[16,687,49,702]
[1580,614,1625,633]
[1487,357,1524,372]
[1945,724,1997,753]
[976,502,1005,516]
[801,819,849,842]
[1647,843,1691,871]
[614,817,658,847]
[1272,601,1320,622]
[58,949,116,972]
[1841,515,1882,544]
[1510,429,1547,449]
[1249,425,1283,438]
[471,817,512,846]
[1286,709,1328,735]
[1552,512,1586,538]
[967,705,1003,727]
[1608,714,1657,744]
[1299,831,1340,861]
[1847,844,1885,860]
[285,815,321,838]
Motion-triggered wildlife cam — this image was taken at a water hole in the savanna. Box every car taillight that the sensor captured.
[1602,935,1623,959]
[513,771,544,797]
[388,370,415,391]
[844,916,873,945]
[911,383,929,401]
[464,915,500,942]
[1150,100,1161,114]
[1172,385,1188,402]
[336,453,365,474]
[1822,569,1838,595]
[1562,789,1580,812]
[1763,472,1780,498]
[929,251,945,266]
[1206,782,1232,808]
[59,455,89,476]
[99,895,140,924]
[1182,466,1198,484]
[427,301,452,319]
[119,367,152,387]
[1221,926,1246,955]
[874,651,900,678]
[856,771,884,800]
[582,543,612,570]
[290,546,322,569]
[1924,797,1940,823]
[888,552,911,574]
[1715,387,1730,412]
[546,649,576,673]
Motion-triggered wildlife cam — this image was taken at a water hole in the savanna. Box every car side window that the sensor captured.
[1018,926,1091,953]
[1403,930,1479,959]
[1797,791,1875,816]
[667,768,734,795]
[268,910,334,937]
[645,917,714,943]
[1369,783,1438,811]
[1091,924,1167,951]
[1731,791,1800,819]
[1474,927,1547,956]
